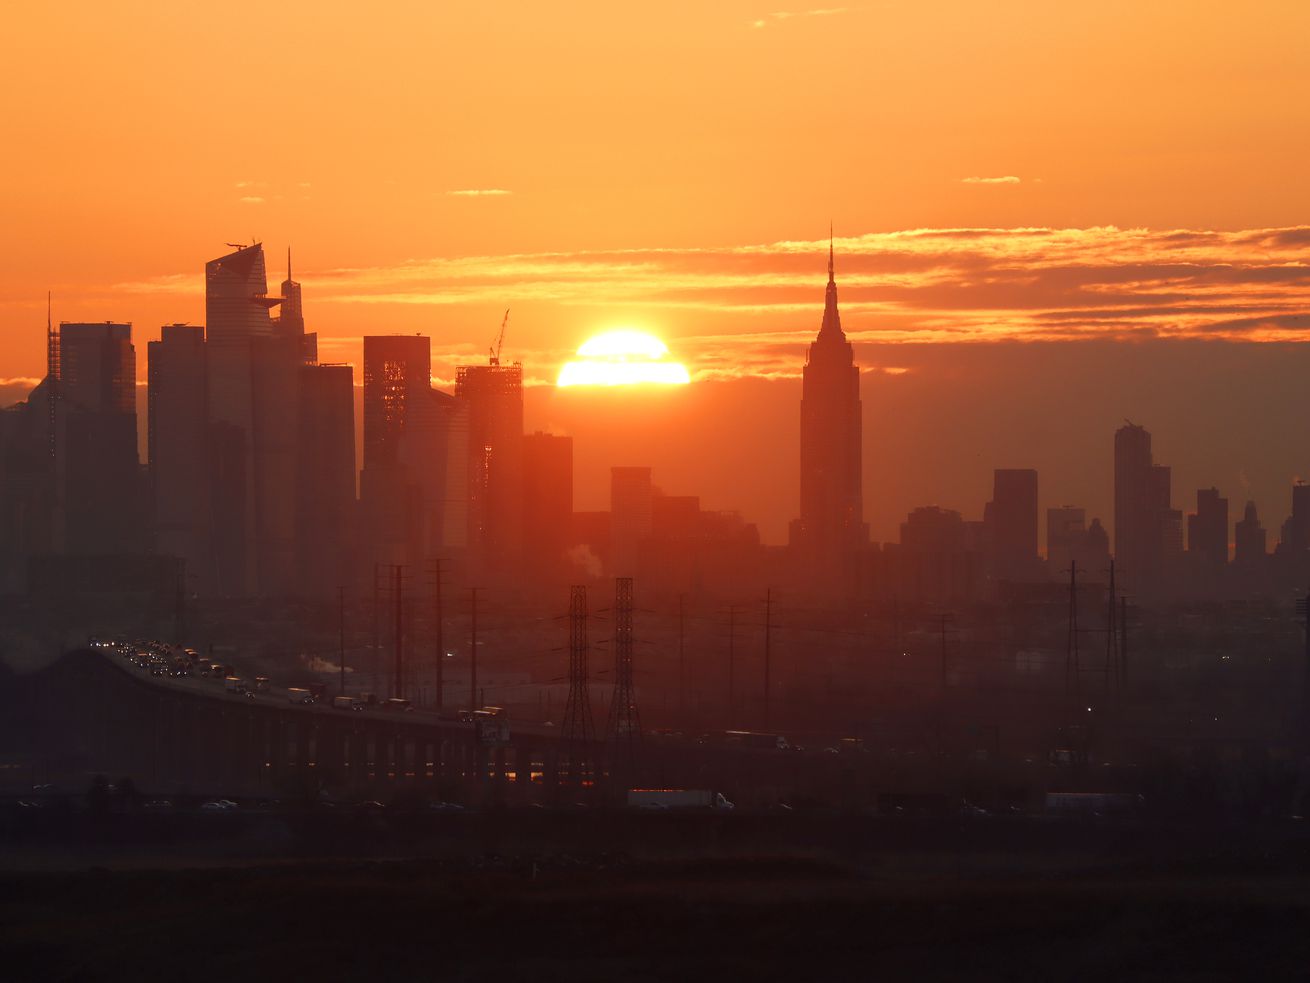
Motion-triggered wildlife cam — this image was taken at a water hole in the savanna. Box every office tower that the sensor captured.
[456,359,524,579]
[1046,506,1086,576]
[792,235,866,586]
[1187,487,1228,566]
[361,335,464,571]
[56,322,140,554]
[1114,423,1178,589]
[1234,500,1267,565]
[1114,423,1152,582]
[988,468,1039,582]
[1283,482,1310,554]
[148,324,210,587]
[0,378,58,590]
[275,249,316,364]
[297,363,356,593]
[522,431,573,584]
[1083,518,1111,573]
[610,466,653,576]
[204,243,280,594]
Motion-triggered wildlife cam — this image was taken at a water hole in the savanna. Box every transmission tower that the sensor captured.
[561,585,596,784]
[607,577,642,773]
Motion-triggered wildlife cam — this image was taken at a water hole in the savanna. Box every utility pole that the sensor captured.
[393,564,404,700]
[727,604,739,729]
[1066,560,1081,709]
[338,585,346,696]
[371,563,380,696]
[1120,595,1128,691]
[677,593,686,727]
[469,587,480,714]
[431,558,444,712]
[939,612,951,698]
[763,588,774,732]
[1105,560,1118,705]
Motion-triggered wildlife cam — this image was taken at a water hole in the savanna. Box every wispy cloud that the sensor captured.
[961,175,1022,185]
[751,7,848,27]
[446,188,513,197]
[238,195,265,204]
[105,225,1310,382]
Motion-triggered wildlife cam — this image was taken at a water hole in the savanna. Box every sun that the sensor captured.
[556,329,691,387]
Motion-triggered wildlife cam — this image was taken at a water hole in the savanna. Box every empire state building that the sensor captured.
[791,235,867,582]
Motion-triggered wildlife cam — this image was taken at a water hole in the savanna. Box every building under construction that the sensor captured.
[456,357,523,582]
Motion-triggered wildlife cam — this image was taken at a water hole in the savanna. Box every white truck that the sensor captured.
[627,789,734,811]
[287,687,314,705]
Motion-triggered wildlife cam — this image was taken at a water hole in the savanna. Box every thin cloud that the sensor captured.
[446,189,513,197]
[752,7,848,27]
[961,175,1022,185]
[239,195,265,204]
[97,225,1310,384]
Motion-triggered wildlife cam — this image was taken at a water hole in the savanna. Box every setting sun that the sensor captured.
[556,329,691,387]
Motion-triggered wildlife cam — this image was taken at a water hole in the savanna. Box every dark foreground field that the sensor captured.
[3,815,1310,981]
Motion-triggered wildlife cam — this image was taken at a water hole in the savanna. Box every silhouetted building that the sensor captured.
[1187,487,1228,567]
[892,505,979,601]
[522,432,573,584]
[204,243,287,594]
[1046,506,1085,576]
[791,236,866,591]
[56,322,141,555]
[1114,423,1178,592]
[297,363,356,593]
[148,324,210,587]
[1278,482,1310,555]
[0,377,58,590]
[456,360,523,580]
[361,335,466,572]
[274,249,316,363]
[1234,500,1267,566]
[610,466,653,576]
[988,468,1039,582]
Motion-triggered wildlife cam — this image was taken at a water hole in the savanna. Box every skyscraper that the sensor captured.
[1046,505,1086,577]
[456,359,524,580]
[1187,487,1228,567]
[56,322,140,554]
[1234,500,1267,566]
[297,362,356,593]
[204,243,279,594]
[610,466,653,576]
[148,324,210,587]
[361,335,465,571]
[988,468,1039,582]
[275,248,316,364]
[522,431,573,584]
[1114,422,1179,590]
[792,234,865,587]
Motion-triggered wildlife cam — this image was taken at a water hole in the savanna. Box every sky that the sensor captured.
[2,1,1309,543]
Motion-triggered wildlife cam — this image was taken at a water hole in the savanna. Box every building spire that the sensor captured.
[817,225,844,342]
[286,246,292,284]
[828,221,834,283]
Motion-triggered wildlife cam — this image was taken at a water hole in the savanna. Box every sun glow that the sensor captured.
[557,329,691,387]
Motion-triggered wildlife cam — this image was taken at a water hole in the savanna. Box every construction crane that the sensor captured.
[489,308,509,365]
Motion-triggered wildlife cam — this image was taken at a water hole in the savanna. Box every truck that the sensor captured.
[332,695,363,711]
[627,789,734,811]
[287,687,314,705]
[224,676,250,696]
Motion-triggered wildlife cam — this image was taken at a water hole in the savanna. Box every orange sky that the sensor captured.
[2,2,1309,541]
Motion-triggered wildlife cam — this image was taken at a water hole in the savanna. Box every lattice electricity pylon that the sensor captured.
[560,585,596,784]
[606,577,642,774]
